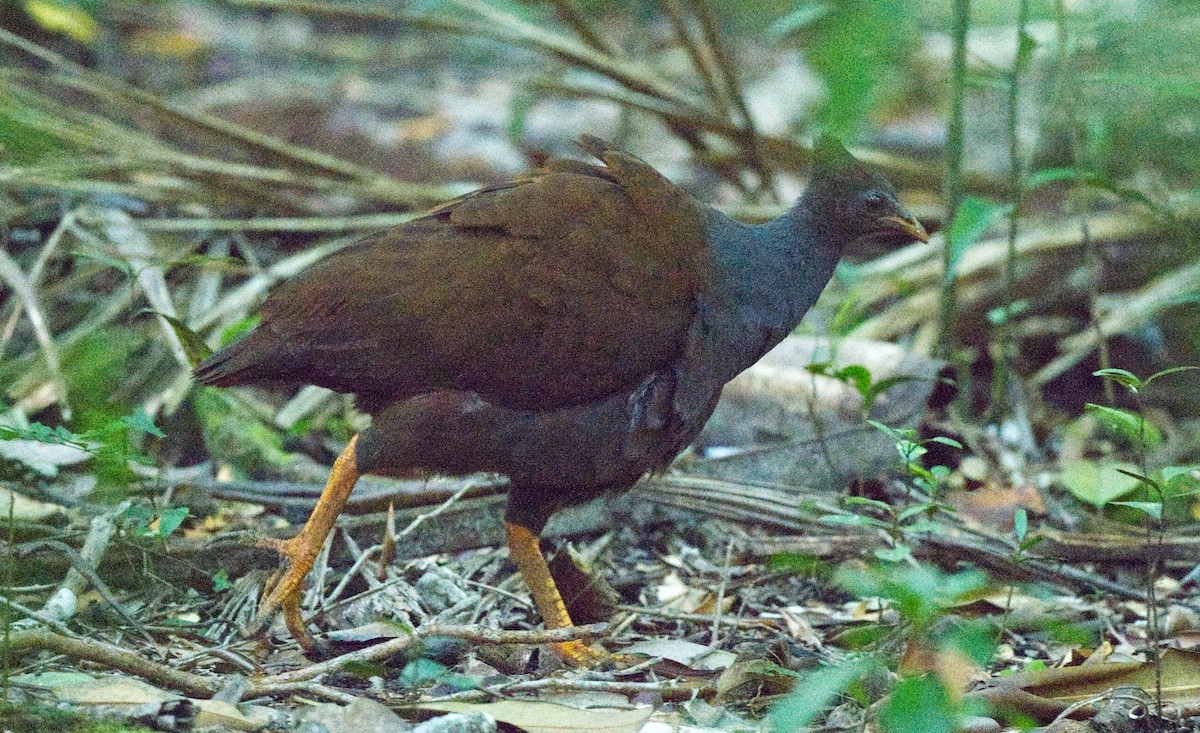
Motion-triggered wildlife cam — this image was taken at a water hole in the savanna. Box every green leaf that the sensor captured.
[1018,535,1044,552]
[945,196,1013,270]
[769,657,878,732]
[766,3,831,41]
[1026,166,1082,189]
[987,299,1030,326]
[844,496,892,513]
[154,507,189,538]
[807,361,835,377]
[868,420,911,441]
[24,0,98,43]
[896,504,932,523]
[944,620,998,666]
[835,364,873,400]
[1026,167,1161,213]
[897,440,928,463]
[927,436,964,449]
[151,312,214,366]
[1112,468,1160,493]
[1161,466,1199,484]
[873,676,955,733]
[1013,508,1028,542]
[1085,403,1162,450]
[119,505,154,534]
[121,410,166,439]
[874,545,913,563]
[400,658,450,686]
[1059,459,1142,508]
[1143,366,1200,388]
[212,569,230,592]
[1110,501,1162,521]
[1015,29,1038,68]
[767,553,829,577]
[1092,368,1142,392]
[821,513,891,530]
[863,374,925,413]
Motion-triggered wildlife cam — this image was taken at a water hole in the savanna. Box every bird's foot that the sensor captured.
[551,639,636,669]
[244,535,329,657]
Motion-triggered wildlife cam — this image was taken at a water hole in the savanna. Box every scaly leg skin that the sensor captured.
[245,435,361,656]
[504,520,613,667]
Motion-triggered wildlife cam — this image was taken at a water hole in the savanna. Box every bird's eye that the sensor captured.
[862,191,888,209]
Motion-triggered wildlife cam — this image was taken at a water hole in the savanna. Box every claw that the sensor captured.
[240,437,361,658]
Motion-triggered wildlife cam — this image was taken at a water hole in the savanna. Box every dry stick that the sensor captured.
[0,210,76,362]
[249,681,358,704]
[708,539,735,648]
[684,0,778,201]
[656,0,730,117]
[224,0,705,116]
[429,676,706,703]
[0,247,70,419]
[0,628,215,698]
[544,0,617,56]
[1033,257,1200,385]
[15,538,148,640]
[250,623,608,689]
[392,481,477,543]
[616,604,776,630]
[0,596,77,637]
[0,30,432,205]
[323,534,380,606]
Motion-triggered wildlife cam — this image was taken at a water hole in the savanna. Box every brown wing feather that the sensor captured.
[198,142,712,412]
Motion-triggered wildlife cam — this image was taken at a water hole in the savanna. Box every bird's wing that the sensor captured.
[210,140,713,411]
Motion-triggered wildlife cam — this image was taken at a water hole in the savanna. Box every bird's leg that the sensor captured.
[504,520,607,666]
[246,435,361,655]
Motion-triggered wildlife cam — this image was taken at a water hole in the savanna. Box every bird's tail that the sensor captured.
[192,332,290,387]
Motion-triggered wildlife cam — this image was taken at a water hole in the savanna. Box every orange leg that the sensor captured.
[246,435,360,655]
[504,520,607,666]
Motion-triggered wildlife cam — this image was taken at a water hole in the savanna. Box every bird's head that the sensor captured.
[802,136,929,248]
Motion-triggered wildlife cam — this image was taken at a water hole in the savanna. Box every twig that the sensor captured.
[430,676,708,703]
[392,481,476,543]
[0,210,76,362]
[708,539,734,647]
[656,0,728,117]
[0,629,216,698]
[248,680,359,703]
[683,0,776,200]
[544,0,616,56]
[0,29,435,205]
[0,246,71,419]
[251,623,609,688]
[15,535,148,640]
[615,604,777,629]
[0,596,77,637]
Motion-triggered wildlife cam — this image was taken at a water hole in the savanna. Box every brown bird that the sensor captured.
[193,136,927,664]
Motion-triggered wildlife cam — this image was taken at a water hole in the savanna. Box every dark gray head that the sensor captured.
[801,136,928,247]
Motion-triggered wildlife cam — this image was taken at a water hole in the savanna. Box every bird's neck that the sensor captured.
[704,206,844,349]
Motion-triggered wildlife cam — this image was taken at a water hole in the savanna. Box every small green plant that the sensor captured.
[821,422,962,563]
[769,565,993,733]
[118,504,190,540]
[1058,367,1200,519]
[806,361,929,415]
[0,410,165,492]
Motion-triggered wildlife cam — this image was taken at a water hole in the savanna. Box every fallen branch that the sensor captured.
[250,622,610,689]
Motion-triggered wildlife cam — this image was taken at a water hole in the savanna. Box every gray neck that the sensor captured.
[698,205,843,377]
